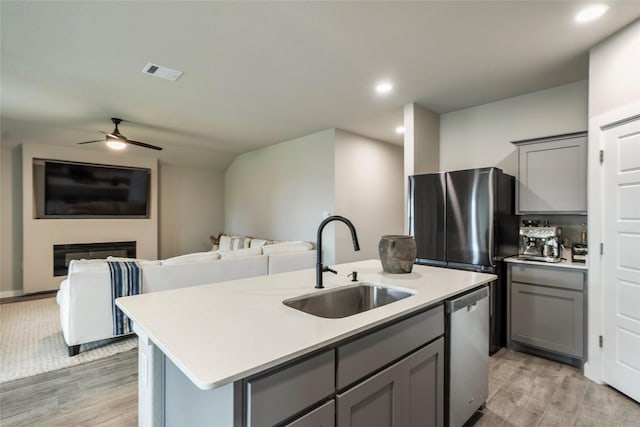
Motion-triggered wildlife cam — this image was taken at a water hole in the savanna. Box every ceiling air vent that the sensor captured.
[142,63,183,81]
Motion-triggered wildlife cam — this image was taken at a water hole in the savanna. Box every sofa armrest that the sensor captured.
[58,271,118,346]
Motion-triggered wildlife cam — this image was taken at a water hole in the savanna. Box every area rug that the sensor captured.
[0,297,137,383]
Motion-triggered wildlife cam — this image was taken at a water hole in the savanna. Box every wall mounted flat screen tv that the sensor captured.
[40,160,150,218]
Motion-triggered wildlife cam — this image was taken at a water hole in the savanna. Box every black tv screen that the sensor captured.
[44,161,150,218]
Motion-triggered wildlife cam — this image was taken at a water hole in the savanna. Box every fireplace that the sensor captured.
[53,241,136,276]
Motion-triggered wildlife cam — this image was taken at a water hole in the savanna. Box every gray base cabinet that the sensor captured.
[242,305,445,427]
[337,338,444,427]
[512,131,587,214]
[285,400,335,427]
[507,263,587,364]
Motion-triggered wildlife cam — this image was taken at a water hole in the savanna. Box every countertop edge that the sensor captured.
[117,260,497,390]
[503,255,588,270]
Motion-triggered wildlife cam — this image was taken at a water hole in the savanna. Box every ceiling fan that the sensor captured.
[78,118,162,151]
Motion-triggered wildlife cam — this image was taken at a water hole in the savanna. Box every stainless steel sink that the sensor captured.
[283,283,415,319]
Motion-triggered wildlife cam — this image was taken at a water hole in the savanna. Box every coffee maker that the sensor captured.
[519,225,562,262]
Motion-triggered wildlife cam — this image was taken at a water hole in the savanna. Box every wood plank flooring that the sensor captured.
[478,348,640,427]
[0,350,138,426]
[1,346,639,426]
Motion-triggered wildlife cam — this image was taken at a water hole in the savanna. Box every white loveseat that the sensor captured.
[57,241,316,356]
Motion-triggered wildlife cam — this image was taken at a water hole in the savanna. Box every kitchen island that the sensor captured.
[117,259,496,426]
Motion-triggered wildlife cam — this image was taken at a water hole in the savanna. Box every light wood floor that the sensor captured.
[478,348,640,426]
[0,350,138,426]
[1,347,639,426]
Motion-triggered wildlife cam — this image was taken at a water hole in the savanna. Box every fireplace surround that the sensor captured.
[53,241,136,276]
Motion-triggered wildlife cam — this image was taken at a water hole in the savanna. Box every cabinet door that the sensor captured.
[336,358,402,427]
[516,133,587,213]
[286,400,335,427]
[246,350,334,427]
[401,338,444,427]
[337,340,444,427]
[511,282,584,357]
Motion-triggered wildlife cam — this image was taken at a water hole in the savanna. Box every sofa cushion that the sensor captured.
[162,251,221,265]
[219,235,252,251]
[262,241,314,255]
[249,238,271,248]
[219,247,263,259]
[68,259,110,274]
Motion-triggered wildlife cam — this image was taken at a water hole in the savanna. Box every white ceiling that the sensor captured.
[2,1,639,168]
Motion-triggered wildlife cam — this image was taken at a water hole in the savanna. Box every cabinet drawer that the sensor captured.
[337,305,443,389]
[285,400,335,427]
[510,264,584,291]
[246,350,334,427]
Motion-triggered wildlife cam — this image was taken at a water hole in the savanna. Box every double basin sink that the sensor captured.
[283,282,415,319]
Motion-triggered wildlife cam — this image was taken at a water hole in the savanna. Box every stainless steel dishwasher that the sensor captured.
[446,285,490,427]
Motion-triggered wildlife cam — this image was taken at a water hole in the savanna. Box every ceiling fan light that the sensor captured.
[106,139,126,150]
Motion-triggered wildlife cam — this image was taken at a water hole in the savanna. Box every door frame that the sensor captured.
[585,100,640,384]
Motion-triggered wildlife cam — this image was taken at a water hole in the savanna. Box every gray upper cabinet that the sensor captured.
[512,131,587,214]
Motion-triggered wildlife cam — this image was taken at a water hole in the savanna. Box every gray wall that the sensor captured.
[589,19,640,118]
[1,147,22,297]
[335,130,404,263]
[584,18,640,384]
[440,80,588,176]
[224,129,404,265]
[159,163,225,258]
[224,129,335,257]
[0,144,225,295]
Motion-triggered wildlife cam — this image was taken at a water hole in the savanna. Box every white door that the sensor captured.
[603,115,640,402]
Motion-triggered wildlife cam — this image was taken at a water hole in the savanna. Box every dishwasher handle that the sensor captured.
[446,285,489,313]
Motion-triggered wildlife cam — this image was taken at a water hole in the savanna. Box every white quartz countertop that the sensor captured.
[116,259,495,390]
[504,254,588,270]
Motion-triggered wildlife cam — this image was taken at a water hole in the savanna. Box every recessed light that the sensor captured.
[375,81,393,95]
[395,126,405,134]
[575,4,609,23]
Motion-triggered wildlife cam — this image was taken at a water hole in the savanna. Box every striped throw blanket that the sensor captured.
[107,261,142,336]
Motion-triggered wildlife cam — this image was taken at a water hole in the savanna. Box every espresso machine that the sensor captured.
[519,225,562,262]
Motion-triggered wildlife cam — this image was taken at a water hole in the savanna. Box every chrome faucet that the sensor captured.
[316,215,360,289]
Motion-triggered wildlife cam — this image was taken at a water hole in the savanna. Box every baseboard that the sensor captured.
[0,290,24,299]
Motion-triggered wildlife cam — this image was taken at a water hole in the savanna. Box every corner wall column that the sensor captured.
[403,103,440,232]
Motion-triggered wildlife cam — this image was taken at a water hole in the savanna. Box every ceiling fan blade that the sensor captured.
[77,140,104,145]
[124,139,163,151]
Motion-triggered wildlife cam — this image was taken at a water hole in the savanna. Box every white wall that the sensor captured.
[589,19,640,118]
[225,129,335,258]
[21,144,159,293]
[585,19,640,383]
[159,163,224,258]
[440,80,588,176]
[334,130,404,263]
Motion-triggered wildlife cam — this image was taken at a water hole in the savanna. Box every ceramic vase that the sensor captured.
[378,235,416,274]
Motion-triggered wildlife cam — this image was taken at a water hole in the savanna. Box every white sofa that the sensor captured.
[57,241,316,356]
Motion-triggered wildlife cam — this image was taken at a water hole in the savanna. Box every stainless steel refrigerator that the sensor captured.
[408,167,518,353]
